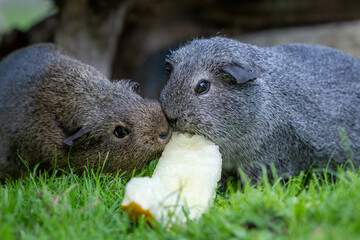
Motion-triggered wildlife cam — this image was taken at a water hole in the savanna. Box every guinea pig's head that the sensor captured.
[61,79,171,174]
[160,37,264,145]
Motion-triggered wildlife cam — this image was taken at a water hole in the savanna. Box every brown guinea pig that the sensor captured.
[0,43,170,180]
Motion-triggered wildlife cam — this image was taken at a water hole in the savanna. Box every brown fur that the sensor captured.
[0,43,170,181]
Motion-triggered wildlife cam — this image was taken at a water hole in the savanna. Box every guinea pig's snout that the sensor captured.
[146,101,172,145]
[157,126,171,144]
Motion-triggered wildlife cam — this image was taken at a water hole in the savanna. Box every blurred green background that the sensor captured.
[0,0,55,34]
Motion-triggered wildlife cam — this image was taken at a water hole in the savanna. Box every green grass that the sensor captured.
[1,162,360,240]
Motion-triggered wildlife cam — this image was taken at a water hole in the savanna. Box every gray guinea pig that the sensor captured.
[0,43,170,180]
[160,36,360,182]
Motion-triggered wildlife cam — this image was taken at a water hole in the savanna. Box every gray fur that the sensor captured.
[160,37,360,182]
[0,43,170,181]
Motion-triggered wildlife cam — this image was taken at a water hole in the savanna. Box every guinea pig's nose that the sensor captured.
[159,133,168,140]
[158,128,171,144]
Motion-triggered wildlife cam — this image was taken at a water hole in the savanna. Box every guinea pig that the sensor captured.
[0,43,170,180]
[160,36,360,182]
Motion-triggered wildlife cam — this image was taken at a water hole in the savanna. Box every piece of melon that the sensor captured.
[121,132,222,224]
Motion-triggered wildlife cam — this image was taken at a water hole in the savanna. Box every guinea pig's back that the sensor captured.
[0,44,69,140]
[267,43,360,163]
[0,43,71,86]
[0,43,72,98]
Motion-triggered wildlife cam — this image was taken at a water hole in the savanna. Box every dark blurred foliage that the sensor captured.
[1,0,360,98]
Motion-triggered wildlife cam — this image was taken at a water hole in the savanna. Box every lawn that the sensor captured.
[1,161,359,240]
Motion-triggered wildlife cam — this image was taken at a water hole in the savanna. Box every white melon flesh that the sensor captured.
[121,132,222,224]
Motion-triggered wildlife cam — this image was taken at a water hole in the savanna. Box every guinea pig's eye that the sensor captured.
[114,125,130,138]
[195,80,210,95]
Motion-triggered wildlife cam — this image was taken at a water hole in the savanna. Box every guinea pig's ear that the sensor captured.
[63,126,91,147]
[129,81,140,94]
[164,59,173,82]
[220,63,256,84]
[165,61,173,74]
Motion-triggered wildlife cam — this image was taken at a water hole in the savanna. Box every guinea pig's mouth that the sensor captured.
[155,150,164,159]
[166,119,193,135]
[147,150,165,162]
[174,122,201,136]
